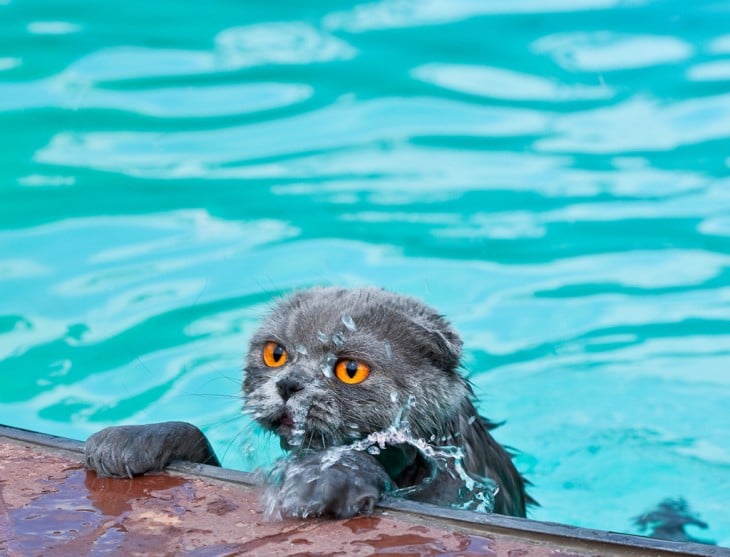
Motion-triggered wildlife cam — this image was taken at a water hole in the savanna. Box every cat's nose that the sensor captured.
[276,375,305,401]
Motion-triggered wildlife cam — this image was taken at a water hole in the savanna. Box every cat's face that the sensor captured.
[243,287,470,451]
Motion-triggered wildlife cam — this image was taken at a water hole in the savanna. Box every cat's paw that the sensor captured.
[85,421,219,478]
[270,450,392,519]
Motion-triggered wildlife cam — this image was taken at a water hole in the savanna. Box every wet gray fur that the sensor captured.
[85,287,532,518]
[244,287,531,517]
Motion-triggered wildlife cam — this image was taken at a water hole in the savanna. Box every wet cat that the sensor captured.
[85,287,532,518]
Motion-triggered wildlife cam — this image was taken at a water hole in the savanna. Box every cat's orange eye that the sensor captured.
[263,342,288,367]
[334,359,370,385]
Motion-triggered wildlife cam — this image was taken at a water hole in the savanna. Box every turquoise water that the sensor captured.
[1,0,729,544]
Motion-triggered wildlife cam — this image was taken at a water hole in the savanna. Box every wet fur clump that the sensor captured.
[243,287,532,517]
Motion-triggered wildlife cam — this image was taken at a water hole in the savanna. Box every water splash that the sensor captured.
[393,393,416,430]
[316,330,329,344]
[262,395,496,518]
[319,353,336,378]
[351,425,496,514]
[347,422,362,439]
[341,313,356,331]
[287,404,309,449]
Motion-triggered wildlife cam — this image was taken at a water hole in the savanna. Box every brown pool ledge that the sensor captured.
[0,424,725,556]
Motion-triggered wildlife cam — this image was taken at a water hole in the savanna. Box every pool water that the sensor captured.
[1,0,729,545]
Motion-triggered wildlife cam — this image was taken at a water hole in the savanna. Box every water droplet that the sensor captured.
[390,391,399,403]
[341,314,356,331]
[392,394,416,430]
[296,345,308,356]
[320,353,336,378]
[467,415,476,425]
[384,342,393,359]
[367,445,381,455]
[332,332,344,346]
[242,442,255,455]
[288,406,308,447]
[316,330,328,344]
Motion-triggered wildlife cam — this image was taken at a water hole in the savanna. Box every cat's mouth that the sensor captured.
[272,409,295,434]
[271,408,310,451]
[266,403,335,451]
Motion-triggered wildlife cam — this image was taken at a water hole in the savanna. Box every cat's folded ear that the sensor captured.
[405,311,463,372]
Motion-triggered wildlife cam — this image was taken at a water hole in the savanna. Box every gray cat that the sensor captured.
[85,287,532,518]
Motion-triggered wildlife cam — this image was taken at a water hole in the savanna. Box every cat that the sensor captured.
[85,287,532,518]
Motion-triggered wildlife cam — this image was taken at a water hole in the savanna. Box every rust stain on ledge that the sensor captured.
[0,428,725,557]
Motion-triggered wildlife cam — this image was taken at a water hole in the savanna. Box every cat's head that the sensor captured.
[243,287,470,451]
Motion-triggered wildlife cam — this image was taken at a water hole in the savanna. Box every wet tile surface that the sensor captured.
[0,439,713,556]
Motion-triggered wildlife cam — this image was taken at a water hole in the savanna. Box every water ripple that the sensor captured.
[268,148,706,199]
[216,22,357,66]
[61,22,355,84]
[0,79,313,117]
[325,0,636,32]
[413,63,614,101]
[537,94,730,153]
[35,97,549,176]
[532,32,694,72]
[687,60,730,82]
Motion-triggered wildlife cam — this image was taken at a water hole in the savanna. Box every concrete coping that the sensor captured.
[0,424,725,556]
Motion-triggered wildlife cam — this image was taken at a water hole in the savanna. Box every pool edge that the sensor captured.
[0,423,724,557]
